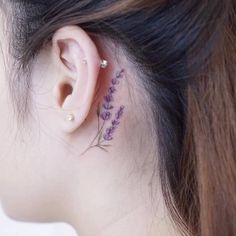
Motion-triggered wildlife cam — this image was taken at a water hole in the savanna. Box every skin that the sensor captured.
[0,7,180,236]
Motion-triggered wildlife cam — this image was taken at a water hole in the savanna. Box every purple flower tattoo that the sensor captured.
[100,111,112,121]
[103,106,125,141]
[80,69,125,156]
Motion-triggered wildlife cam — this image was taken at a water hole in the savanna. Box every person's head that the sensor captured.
[0,1,236,235]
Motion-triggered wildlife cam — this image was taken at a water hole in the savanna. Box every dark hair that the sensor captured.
[4,0,236,235]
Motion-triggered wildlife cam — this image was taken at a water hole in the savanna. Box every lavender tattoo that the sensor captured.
[80,69,125,156]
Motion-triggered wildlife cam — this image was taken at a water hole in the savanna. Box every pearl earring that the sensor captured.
[66,113,75,122]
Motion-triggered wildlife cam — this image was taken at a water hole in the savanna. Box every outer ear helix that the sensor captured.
[80,68,125,156]
[65,58,109,123]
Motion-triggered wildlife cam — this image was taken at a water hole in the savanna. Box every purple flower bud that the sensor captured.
[108,86,116,94]
[112,120,120,126]
[115,106,125,120]
[100,111,111,121]
[103,102,114,110]
[112,78,120,85]
[106,126,116,136]
[103,133,113,141]
[116,69,125,78]
[104,94,114,103]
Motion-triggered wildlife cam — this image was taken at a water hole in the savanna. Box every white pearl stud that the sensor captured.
[66,113,75,122]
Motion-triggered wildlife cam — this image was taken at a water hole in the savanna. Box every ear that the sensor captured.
[51,25,107,133]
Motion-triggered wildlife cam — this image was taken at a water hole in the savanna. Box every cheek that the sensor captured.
[0,100,70,223]
[0,85,50,222]
[0,54,72,222]
[0,133,66,223]
[0,55,17,197]
[0,90,44,222]
[0,50,16,193]
[0,54,52,221]
[0,22,66,222]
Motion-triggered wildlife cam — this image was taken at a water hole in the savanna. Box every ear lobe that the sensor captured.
[51,25,104,133]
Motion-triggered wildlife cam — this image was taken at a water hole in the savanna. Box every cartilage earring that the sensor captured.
[82,58,108,68]
[100,59,108,68]
[66,113,75,122]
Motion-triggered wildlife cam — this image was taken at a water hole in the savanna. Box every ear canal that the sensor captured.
[57,81,73,108]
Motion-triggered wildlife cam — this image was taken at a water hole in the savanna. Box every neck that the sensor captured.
[68,184,180,236]
[96,202,180,236]
[63,139,181,236]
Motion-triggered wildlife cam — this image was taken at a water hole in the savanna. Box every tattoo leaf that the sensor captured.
[98,130,103,143]
[98,146,109,152]
[96,103,101,116]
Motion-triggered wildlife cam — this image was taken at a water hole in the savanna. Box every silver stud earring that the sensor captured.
[100,59,108,68]
[66,113,75,122]
[82,58,108,68]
